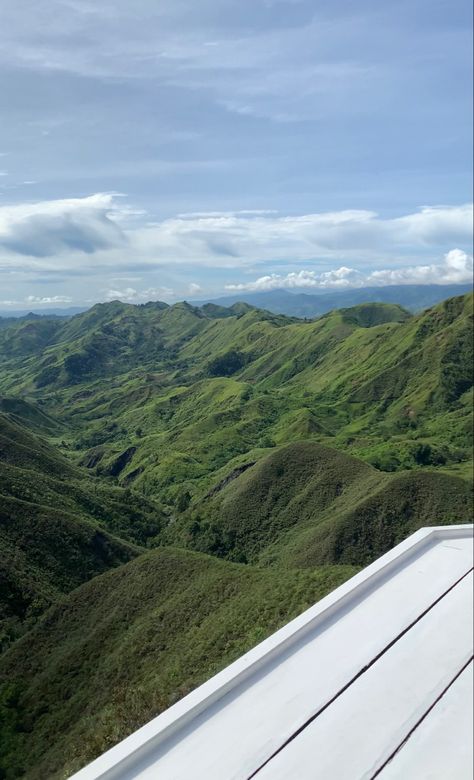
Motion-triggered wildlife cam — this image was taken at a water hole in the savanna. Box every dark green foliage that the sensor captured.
[0,412,164,651]
[339,302,412,327]
[0,548,355,779]
[102,446,137,477]
[165,442,472,567]
[207,349,247,376]
[64,350,100,383]
[0,680,26,776]
[0,494,137,649]
[296,471,473,567]
[176,490,191,512]
[35,364,61,388]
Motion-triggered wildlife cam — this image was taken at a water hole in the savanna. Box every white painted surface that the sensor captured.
[380,661,474,780]
[256,572,473,780]
[70,525,474,780]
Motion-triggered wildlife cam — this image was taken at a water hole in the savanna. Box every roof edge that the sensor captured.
[71,524,473,780]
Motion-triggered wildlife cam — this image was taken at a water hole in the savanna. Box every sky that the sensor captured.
[0,0,472,309]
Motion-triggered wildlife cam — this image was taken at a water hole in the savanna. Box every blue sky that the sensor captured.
[0,0,472,308]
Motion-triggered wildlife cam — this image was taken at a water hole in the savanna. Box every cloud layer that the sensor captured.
[225,249,474,291]
[0,194,125,258]
[0,193,472,305]
[104,286,173,303]
[0,194,472,266]
[1,1,471,314]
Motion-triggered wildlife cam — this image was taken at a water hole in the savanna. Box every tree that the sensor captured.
[207,350,246,377]
[176,490,191,513]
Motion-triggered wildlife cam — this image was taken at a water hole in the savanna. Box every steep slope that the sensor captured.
[0,495,137,651]
[164,442,376,561]
[0,317,64,357]
[0,300,210,388]
[0,548,355,780]
[0,412,164,547]
[0,412,73,477]
[0,411,164,649]
[164,442,472,565]
[127,295,472,495]
[285,469,473,567]
[0,396,63,436]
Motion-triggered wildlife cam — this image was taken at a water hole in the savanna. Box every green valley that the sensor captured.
[0,292,472,778]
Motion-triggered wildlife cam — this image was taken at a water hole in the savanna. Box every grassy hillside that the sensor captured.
[0,495,137,651]
[292,469,473,567]
[0,293,471,576]
[0,548,355,780]
[0,411,165,545]
[163,442,472,566]
[0,410,165,651]
[338,302,412,327]
[0,293,471,778]
[164,442,375,561]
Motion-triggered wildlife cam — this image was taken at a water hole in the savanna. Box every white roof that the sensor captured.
[71,525,474,780]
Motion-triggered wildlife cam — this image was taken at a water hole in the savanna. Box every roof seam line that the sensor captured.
[247,565,474,779]
[370,655,474,779]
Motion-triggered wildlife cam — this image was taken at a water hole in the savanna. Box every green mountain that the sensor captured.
[0,293,472,778]
[166,441,470,567]
[0,409,164,651]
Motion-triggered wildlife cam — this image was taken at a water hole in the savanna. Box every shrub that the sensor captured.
[207,350,246,377]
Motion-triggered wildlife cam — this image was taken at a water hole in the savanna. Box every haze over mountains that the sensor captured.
[0,291,472,778]
[1,282,471,322]
[196,283,473,319]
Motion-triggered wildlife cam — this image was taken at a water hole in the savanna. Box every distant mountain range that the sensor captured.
[194,283,473,318]
[0,306,87,323]
[0,284,471,323]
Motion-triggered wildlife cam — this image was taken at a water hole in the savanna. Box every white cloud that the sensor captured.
[367,249,473,286]
[0,294,73,306]
[131,203,473,269]
[177,210,279,218]
[225,249,473,291]
[0,193,126,257]
[25,294,73,304]
[393,205,474,246]
[104,286,174,302]
[0,195,472,284]
[188,282,202,295]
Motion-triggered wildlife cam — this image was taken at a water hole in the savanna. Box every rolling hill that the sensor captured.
[0,409,164,652]
[0,548,355,779]
[162,441,472,566]
[0,292,472,777]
